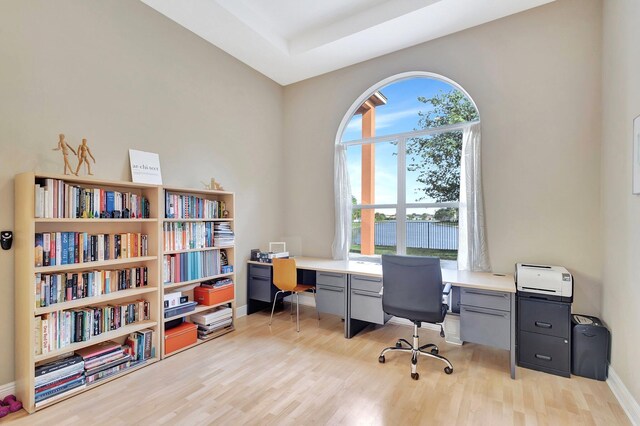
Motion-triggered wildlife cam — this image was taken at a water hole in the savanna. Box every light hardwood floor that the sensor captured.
[7,306,629,425]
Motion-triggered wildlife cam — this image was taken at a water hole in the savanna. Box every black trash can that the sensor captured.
[571,314,610,380]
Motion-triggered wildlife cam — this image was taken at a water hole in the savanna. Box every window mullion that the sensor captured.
[397,137,407,255]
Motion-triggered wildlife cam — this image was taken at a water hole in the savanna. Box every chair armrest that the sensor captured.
[442,282,452,295]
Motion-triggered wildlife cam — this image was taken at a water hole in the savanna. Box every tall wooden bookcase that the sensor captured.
[14,173,237,413]
[14,172,163,413]
[160,186,236,358]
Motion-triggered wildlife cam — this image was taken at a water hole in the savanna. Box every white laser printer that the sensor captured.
[515,263,573,303]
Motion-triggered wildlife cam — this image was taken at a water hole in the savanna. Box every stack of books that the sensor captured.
[213,222,234,246]
[165,192,224,219]
[76,341,132,384]
[35,354,86,407]
[191,306,233,340]
[124,329,154,362]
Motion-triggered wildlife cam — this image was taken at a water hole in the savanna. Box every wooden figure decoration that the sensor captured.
[52,134,77,175]
[201,178,224,191]
[74,138,96,176]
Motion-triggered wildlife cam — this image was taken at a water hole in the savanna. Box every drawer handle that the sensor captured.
[535,321,552,329]
[353,276,381,283]
[318,285,344,293]
[463,308,506,318]
[535,354,552,362]
[352,290,382,299]
[252,276,269,282]
[464,290,508,298]
[319,272,344,278]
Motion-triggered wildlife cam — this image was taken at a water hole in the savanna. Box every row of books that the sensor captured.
[34,178,151,219]
[34,331,154,407]
[35,266,149,308]
[213,222,234,246]
[162,250,223,284]
[165,192,227,219]
[163,222,214,251]
[35,299,151,355]
[35,232,149,267]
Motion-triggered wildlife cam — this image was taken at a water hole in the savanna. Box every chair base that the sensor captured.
[378,323,454,380]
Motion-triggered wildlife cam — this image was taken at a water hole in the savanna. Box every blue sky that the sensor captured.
[343,77,461,208]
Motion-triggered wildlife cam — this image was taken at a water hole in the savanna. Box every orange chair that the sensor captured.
[269,258,319,332]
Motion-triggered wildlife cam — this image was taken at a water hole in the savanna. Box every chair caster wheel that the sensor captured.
[395,342,402,348]
[411,372,419,380]
[444,367,453,375]
[378,356,385,363]
[430,348,439,355]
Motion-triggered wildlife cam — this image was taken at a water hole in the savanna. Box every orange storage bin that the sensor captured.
[164,322,197,354]
[194,283,234,306]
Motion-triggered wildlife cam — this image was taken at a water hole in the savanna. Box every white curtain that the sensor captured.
[458,122,491,271]
[332,144,352,260]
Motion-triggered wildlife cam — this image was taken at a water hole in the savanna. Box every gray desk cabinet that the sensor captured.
[248,264,273,303]
[315,272,347,317]
[349,275,391,325]
[460,288,511,350]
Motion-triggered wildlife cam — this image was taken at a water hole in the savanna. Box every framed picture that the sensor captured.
[634,115,640,194]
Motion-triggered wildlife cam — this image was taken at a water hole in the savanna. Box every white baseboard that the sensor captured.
[0,381,15,399]
[236,304,247,318]
[607,366,640,425]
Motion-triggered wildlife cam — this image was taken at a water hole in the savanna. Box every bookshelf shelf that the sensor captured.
[162,273,234,290]
[34,357,159,410]
[35,218,158,223]
[34,256,158,273]
[161,187,235,357]
[163,301,232,323]
[163,218,233,223]
[34,287,158,316]
[163,326,234,358]
[15,172,163,413]
[164,246,221,255]
[34,320,158,363]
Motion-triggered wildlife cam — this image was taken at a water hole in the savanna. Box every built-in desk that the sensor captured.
[247,257,516,378]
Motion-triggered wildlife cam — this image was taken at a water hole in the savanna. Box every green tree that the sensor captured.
[374,212,387,222]
[408,90,478,202]
[434,207,458,222]
[352,196,360,221]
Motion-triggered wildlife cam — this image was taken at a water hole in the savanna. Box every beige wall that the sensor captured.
[283,0,602,313]
[0,0,284,385]
[602,0,640,403]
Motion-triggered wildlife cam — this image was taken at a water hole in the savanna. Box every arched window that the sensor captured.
[333,72,484,268]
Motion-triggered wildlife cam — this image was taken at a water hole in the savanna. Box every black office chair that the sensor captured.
[378,255,454,380]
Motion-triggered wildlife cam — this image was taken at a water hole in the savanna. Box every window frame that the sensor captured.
[344,122,472,257]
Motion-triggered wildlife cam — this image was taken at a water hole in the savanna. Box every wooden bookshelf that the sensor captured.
[161,186,236,358]
[14,172,163,413]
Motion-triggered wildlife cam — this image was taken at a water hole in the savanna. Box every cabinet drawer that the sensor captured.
[350,289,391,325]
[460,305,510,350]
[249,275,272,302]
[249,264,272,278]
[316,283,346,317]
[460,288,510,311]
[316,271,347,288]
[519,298,570,339]
[351,274,382,292]
[518,330,570,377]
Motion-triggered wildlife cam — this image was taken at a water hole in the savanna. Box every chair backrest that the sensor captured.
[272,258,297,292]
[381,254,444,324]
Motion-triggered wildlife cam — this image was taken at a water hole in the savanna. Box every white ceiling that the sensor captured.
[140,0,555,85]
